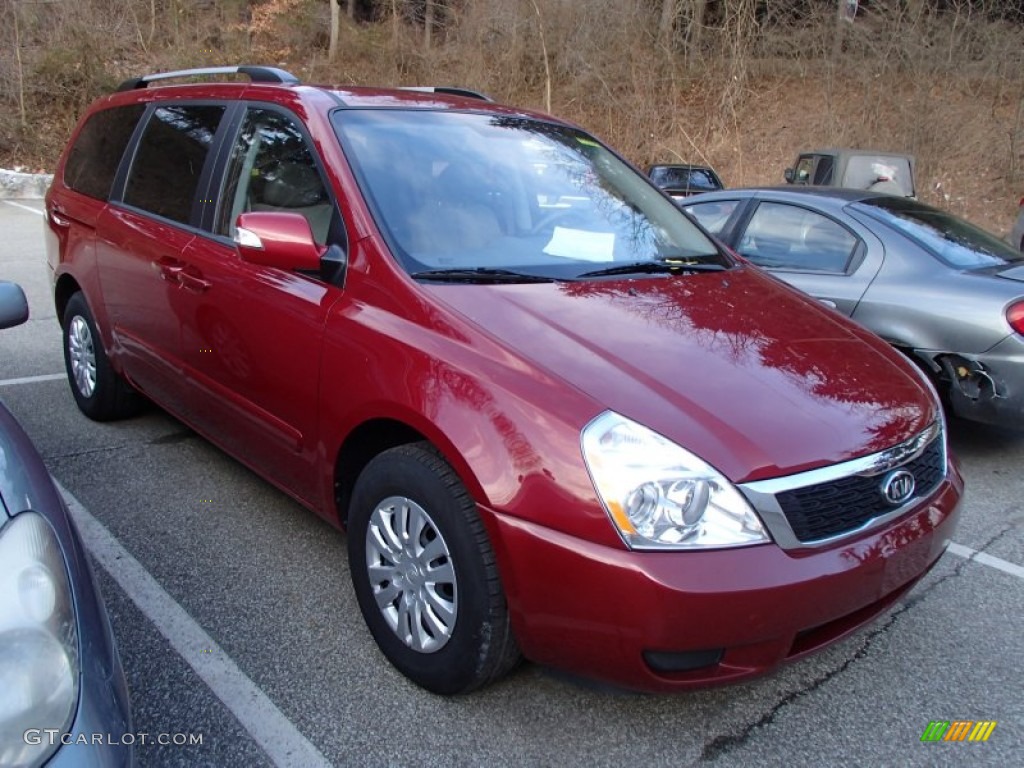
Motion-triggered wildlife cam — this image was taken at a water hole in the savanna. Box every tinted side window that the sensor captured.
[216,108,333,244]
[737,202,858,273]
[63,105,145,201]
[123,105,226,225]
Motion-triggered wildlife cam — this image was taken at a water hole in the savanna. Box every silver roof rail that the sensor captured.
[116,66,300,92]
[399,86,494,102]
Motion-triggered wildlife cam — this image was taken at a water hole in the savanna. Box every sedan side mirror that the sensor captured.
[783,168,795,184]
[0,281,29,330]
[234,212,323,271]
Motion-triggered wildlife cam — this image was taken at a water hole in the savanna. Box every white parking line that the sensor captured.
[947,542,1024,580]
[54,480,333,768]
[2,200,44,216]
[0,373,66,387]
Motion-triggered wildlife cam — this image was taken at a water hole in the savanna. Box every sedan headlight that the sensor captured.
[0,512,79,768]
[582,411,769,550]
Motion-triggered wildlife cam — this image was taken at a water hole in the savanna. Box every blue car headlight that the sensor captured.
[0,512,79,768]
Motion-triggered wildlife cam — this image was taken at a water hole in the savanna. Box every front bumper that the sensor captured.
[482,465,963,692]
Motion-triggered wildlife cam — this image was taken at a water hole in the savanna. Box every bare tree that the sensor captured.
[330,0,339,61]
[658,0,677,48]
[687,0,706,52]
[424,0,435,50]
[12,0,26,128]
[529,0,552,113]
[658,0,707,56]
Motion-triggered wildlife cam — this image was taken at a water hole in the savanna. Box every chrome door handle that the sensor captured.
[178,271,211,293]
[48,209,70,228]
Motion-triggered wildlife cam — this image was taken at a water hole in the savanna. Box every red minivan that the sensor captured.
[45,66,963,694]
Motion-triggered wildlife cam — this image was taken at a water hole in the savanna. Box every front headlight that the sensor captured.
[581,411,770,550]
[0,512,80,768]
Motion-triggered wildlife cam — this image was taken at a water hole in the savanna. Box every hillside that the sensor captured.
[2,0,1021,235]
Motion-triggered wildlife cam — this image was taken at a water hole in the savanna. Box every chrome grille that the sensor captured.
[739,422,947,550]
[775,438,945,543]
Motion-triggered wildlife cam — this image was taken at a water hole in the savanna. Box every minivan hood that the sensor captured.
[426,267,935,482]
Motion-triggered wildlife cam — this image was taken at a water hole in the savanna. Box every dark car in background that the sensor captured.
[682,187,1024,426]
[0,281,132,767]
[45,65,962,694]
[647,163,724,199]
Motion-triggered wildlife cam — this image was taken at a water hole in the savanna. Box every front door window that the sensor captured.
[217,108,334,244]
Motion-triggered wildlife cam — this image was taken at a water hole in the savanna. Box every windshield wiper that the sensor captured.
[578,258,727,278]
[411,267,555,284]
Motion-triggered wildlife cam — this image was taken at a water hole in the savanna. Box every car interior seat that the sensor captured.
[254,162,332,243]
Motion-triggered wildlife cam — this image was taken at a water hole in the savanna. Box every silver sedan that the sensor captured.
[681,188,1024,427]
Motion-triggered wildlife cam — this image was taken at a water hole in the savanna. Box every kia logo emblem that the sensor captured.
[881,469,916,506]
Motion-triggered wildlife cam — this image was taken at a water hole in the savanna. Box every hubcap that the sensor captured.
[365,496,457,653]
[67,316,96,398]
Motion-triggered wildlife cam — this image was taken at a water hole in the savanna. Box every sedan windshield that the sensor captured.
[332,110,726,279]
[853,197,1024,269]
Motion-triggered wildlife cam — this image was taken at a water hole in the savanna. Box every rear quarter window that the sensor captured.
[682,200,740,235]
[63,104,146,201]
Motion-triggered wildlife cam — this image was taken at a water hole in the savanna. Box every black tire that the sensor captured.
[62,293,140,421]
[348,442,520,694]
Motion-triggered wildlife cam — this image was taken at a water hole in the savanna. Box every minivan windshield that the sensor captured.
[333,110,726,280]
[853,197,1024,269]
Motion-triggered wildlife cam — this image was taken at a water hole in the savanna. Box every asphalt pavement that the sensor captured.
[1,199,1021,767]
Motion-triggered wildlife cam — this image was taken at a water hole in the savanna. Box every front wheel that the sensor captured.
[62,293,140,421]
[348,443,520,694]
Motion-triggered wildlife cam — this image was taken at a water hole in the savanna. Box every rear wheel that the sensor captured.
[62,293,140,421]
[348,443,520,694]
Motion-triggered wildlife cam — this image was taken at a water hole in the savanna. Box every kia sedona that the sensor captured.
[45,66,963,694]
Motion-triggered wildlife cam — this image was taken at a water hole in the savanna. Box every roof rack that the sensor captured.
[399,86,494,102]
[116,66,300,92]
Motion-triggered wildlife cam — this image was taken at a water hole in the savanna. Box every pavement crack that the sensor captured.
[699,526,1014,762]
[44,443,132,461]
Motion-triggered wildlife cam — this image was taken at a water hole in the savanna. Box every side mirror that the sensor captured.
[783,168,795,184]
[0,281,29,330]
[234,212,322,271]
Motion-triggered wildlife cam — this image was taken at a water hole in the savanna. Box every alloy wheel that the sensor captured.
[365,495,458,653]
[67,315,97,398]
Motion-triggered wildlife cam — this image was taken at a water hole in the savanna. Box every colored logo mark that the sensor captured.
[921,720,997,742]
